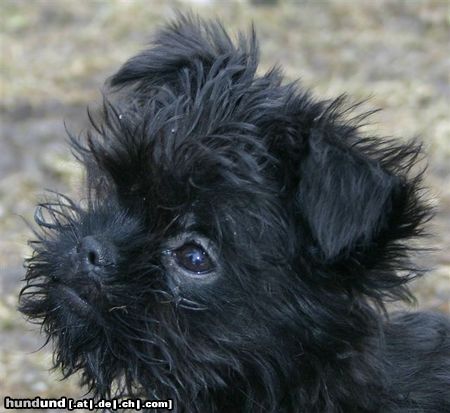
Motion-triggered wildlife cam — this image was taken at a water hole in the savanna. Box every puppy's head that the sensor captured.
[20,16,430,411]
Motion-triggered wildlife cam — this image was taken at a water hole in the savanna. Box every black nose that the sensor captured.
[76,236,115,273]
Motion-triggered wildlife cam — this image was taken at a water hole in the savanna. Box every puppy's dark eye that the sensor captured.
[173,243,214,274]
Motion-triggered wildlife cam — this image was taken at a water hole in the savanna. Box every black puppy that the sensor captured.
[20,15,450,412]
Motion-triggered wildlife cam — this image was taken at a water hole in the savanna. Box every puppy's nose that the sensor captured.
[77,236,115,273]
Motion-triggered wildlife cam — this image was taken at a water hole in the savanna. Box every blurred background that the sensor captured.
[1,0,449,411]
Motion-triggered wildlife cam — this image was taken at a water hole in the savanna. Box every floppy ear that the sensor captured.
[298,117,396,260]
[280,97,429,264]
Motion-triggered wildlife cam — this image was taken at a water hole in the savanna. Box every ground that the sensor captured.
[0,1,449,411]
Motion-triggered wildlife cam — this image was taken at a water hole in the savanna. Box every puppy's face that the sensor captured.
[20,17,427,408]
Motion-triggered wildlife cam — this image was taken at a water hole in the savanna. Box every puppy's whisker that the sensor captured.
[176,297,208,311]
[108,305,128,313]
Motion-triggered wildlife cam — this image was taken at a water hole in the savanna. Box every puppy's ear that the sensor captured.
[109,14,257,92]
[278,97,429,264]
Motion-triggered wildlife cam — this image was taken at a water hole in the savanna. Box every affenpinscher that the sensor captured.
[20,15,450,413]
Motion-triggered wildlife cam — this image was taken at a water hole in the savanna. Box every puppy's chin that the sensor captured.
[20,269,106,349]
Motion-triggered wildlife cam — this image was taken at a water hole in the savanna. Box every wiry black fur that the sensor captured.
[20,15,450,412]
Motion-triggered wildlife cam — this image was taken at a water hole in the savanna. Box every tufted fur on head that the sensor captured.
[20,14,449,413]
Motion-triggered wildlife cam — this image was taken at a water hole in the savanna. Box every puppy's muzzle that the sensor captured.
[75,235,116,275]
[60,235,118,308]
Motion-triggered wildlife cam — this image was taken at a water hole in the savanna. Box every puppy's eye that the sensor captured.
[173,243,214,274]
